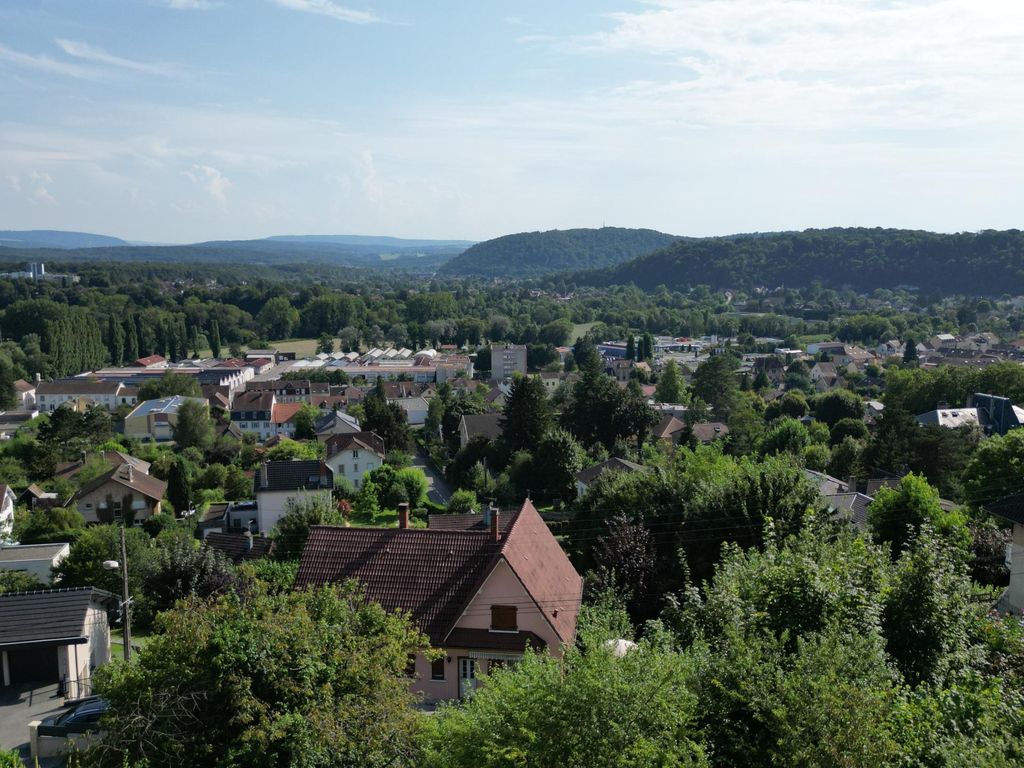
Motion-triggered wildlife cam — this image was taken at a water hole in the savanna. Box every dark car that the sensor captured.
[39,697,110,736]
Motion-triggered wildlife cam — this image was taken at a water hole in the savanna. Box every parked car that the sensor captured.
[39,697,109,736]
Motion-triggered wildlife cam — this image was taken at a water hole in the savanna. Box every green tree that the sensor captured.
[166,458,193,514]
[654,360,686,404]
[13,505,85,544]
[85,585,425,768]
[273,494,345,561]
[500,374,551,453]
[867,473,968,556]
[257,296,299,340]
[316,333,335,355]
[625,334,636,361]
[962,428,1024,508]
[137,371,203,401]
[532,428,586,503]
[423,636,705,768]
[142,539,237,616]
[692,355,739,419]
[171,399,214,451]
[446,488,477,515]
[208,319,221,358]
[0,569,47,593]
[292,404,320,441]
[362,379,412,452]
[902,335,918,364]
[812,389,863,428]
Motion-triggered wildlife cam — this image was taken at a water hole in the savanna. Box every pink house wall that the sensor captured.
[410,557,565,703]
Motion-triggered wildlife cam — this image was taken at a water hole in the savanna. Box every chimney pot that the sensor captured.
[398,502,410,529]
[491,509,500,542]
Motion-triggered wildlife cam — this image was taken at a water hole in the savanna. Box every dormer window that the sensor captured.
[490,605,517,632]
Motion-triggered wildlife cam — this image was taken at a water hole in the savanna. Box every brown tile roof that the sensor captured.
[296,500,582,647]
[691,421,730,443]
[427,512,516,533]
[324,431,385,459]
[204,532,273,562]
[297,525,502,644]
[231,390,274,411]
[75,463,167,503]
[55,451,151,481]
[272,402,305,424]
[652,414,686,440]
[13,379,33,393]
[134,355,166,367]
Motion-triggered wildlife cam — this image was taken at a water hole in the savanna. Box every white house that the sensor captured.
[0,543,70,584]
[0,484,15,541]
[392,396,429,426]
[254,460,334,534]
[324,432,385,490]
[35,379,135,412]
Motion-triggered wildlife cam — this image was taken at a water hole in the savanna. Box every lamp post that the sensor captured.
[102,526,132,662]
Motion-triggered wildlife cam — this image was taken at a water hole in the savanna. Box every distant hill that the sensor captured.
[0,230,129,249]
[265,234,475,249]
[0,231,473,272]
[572,227,1024,296]
[438,227,679,278]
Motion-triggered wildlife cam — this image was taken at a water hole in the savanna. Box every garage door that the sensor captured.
[7,645,60,685]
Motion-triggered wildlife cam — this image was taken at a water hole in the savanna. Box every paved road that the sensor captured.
[412,450,452,506]
[0,683,67,765]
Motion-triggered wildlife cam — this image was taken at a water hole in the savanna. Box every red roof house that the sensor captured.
[296,499,583,702]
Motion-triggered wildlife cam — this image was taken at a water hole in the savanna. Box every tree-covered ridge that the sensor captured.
[439,227,680,278]
[576,227,1024,295]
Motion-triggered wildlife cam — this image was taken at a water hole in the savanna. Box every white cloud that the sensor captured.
[55,39,176,77]
[186,164,232,207]
[29,171,55,205]
[566,0,1024,130]
[269,0,379,25]
[0,42,101,80]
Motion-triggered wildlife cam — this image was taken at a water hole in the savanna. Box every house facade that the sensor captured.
[324,432,385,489]
[253,460,334,534]
[296,500,583,703]
[36,380,134,412]
[0,484,15,540]
[0,587,117,699]
[123,395,209,441]
[72,463,167,524]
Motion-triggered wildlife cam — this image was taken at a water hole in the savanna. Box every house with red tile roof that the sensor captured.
[296,499,583,703]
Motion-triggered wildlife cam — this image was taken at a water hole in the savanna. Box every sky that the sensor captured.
[1,0,1023,243]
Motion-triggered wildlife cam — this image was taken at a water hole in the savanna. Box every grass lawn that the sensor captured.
[571,322,598,342]
[350,507,427,528]
[195,337,341,359]
[111,628,153,658]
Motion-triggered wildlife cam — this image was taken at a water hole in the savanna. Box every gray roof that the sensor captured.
[916,407,981,429]
[825,492,873,529]
[804,469,847,496]
[0,543,69,563]
[460,413,503,442]
[256,460,333,492]
[0,588,118,647]
[576,457,647,487]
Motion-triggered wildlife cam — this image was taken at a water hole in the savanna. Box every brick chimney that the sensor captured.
[491,509,500,542]
[398,502,410,530]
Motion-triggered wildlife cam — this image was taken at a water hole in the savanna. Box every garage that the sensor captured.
[6,645,59,686]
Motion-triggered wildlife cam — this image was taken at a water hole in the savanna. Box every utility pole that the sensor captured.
[119,525,132,662]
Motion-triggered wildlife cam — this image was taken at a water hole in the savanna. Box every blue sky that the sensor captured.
[1,0,1023,243]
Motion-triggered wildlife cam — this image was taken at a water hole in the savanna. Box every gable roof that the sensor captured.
[203,532,273,563]
[691,421,730,443]
[460,413,503,442]
[231,390,274,412]
[37,379,123,396]
[13,379,34,393]
[652,414,686,440]
[986,494,1024,526]
[75,462,167,503]
[0,587,118,647]
[296,500,582,647]
[271,402,305,425]
[575,457,646,487]
[824,492,873,529]
[324,431,385,459]
[0,542,69,563]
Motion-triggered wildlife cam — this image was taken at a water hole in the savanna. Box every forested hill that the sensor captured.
[438,227,679,278]
[572,228,1024,295]
[0,230,129,249]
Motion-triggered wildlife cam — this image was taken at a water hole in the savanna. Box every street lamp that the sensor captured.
[101,526,132,662]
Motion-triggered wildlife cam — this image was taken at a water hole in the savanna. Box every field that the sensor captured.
[195,337,340,359]
[571,322,598,342]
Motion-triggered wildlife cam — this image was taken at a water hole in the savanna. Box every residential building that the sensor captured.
[325,432,385,489]
[253,460,334,534]
[314,410,362,439]
[229,390,276,440]
[575,457,646,498]
[691,422,730,444]
[986,495,1024,615]
[123,395,208,441]
[393,395,429,425]
[72,463,167,524]
[55,451,151,483]
[203,531,273,563]
[490,343,527,382]
[0,484,14,540]
[0,543,70,583]
[296,500,583,703]
[0,587,117,698]
[458,413,503,450]
[35,380,134,413]
[12,379,35,410]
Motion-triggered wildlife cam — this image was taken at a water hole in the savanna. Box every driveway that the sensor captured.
[412,450,452,506]
[0,683,67,765]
